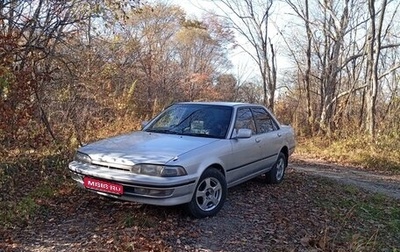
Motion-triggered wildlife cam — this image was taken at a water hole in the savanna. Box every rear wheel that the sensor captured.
[186,168,227,218]
[266,152,287,184]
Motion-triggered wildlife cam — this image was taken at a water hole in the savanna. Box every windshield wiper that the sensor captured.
[182,132,219,138]
[146,129,179,134]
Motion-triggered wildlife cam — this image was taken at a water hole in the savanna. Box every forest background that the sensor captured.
[1,0,399,171]
[1,1,400,250]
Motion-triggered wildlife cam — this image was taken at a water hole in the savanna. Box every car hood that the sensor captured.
[79,131,219,165]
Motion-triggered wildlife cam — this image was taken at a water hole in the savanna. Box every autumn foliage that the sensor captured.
[0,34,44,150]
[0,1,399,159]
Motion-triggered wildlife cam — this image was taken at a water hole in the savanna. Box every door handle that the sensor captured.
[277,133,282,137]
[255,138,261,143]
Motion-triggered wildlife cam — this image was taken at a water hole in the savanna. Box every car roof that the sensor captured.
[175,101,260,108]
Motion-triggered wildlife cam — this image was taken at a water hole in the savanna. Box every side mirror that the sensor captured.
[233,128,252,139]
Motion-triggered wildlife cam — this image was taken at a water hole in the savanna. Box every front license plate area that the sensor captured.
[84,177,124,195]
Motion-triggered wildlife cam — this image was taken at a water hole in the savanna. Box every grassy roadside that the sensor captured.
[295,135,400,174]
[310,177,400,250]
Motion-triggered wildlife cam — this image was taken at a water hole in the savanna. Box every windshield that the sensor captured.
[145,104,233,139]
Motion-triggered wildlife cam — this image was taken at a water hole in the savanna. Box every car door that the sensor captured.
[226,107,265,185]
[251,107,282,170]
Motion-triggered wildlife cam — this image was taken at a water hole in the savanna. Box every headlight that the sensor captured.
[74,152,92,164]
[131,164,187,177]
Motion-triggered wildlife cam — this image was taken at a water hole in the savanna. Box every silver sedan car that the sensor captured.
[68,102,295,218]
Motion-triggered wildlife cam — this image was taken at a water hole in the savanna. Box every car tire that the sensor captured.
[266,152,287,184]
[186,168,227,218]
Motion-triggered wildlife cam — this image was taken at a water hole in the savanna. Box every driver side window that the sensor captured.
[234,108,256,135]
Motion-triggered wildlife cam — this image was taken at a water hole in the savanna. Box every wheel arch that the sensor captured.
[205,163,225,177]
[280,146,289,167]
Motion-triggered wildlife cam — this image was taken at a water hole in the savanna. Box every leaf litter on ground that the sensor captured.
[1,158,399,251]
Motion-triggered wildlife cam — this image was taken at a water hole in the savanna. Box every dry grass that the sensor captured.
[295,134,400,174]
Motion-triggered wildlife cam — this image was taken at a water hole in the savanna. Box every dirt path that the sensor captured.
[290,154,400,200]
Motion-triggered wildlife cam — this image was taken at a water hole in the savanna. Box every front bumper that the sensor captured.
[68,161,197,206]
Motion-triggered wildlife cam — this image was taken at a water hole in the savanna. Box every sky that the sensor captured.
[166,0,261,80]
[162,0,295,83]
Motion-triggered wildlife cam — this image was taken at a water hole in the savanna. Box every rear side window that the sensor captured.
[252,107,279,133]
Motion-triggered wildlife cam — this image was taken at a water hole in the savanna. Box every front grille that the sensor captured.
[91,161,133,171]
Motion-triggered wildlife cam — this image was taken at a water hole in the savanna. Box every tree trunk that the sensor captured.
[365,0,387,139]
[318,0,349,136]
[304,0,314,135]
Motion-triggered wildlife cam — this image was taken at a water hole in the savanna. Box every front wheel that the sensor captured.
[266,152,287,184]
[186,168,227,218]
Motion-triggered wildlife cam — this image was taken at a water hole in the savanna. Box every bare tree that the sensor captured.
[364,0,387,138]
[284,0,315,135]
[282,0,399,134]
[212,0,277,111]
